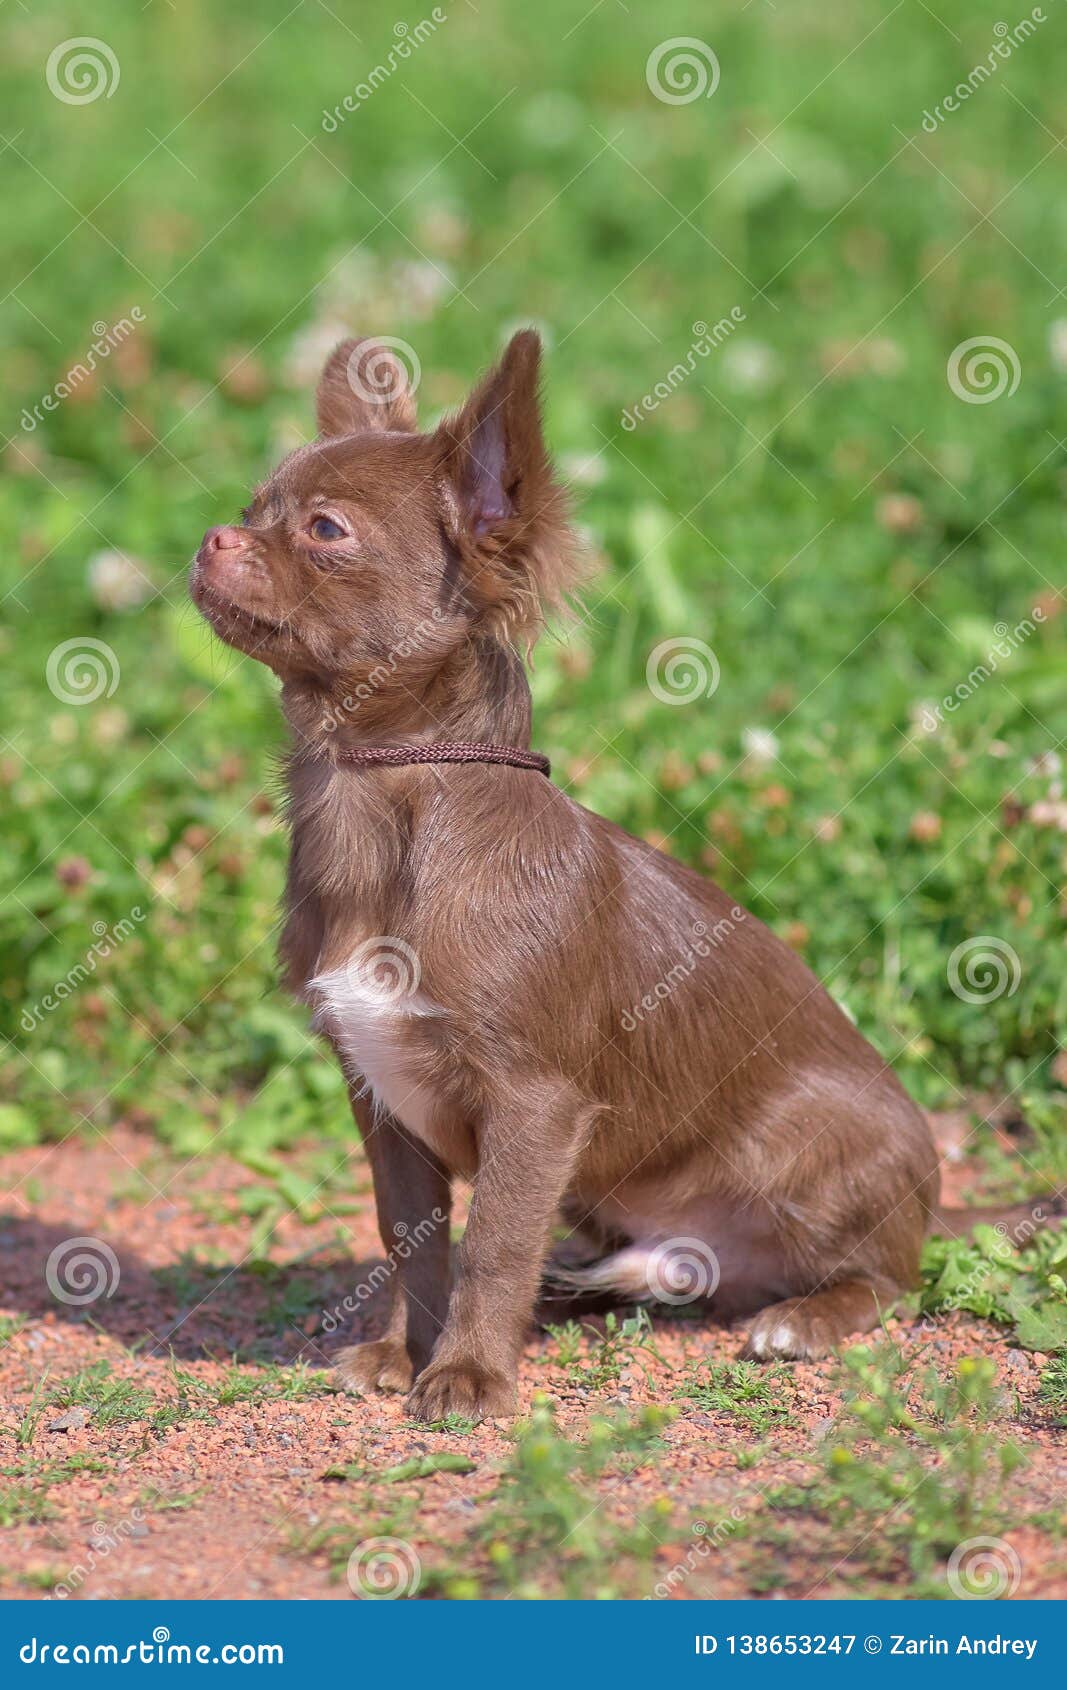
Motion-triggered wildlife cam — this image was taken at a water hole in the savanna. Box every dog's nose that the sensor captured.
[203,525,247,553]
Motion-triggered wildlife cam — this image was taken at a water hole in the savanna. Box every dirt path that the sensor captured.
[1,1125,1064,1600]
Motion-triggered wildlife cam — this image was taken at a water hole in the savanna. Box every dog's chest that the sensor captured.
[308,959,448,1155]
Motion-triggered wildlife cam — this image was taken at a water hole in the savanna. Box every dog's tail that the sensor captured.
[927,1190,1065,1243]
[544,1198,1066,1307]
[546,1245,659,1301]
[544,1236,720,1304]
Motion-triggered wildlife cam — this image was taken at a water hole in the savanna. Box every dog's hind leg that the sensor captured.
[741,1277,891,1361]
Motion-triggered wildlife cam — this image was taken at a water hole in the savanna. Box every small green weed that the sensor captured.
[211,1362,333,1405]
[402,1412,478,1435]
[773,1345,1025,1594]
[321,1452,476,1483]
[675,1359,796,1433]
[920,1222,1067,1354]
[0,1455,110,1527]
[46,1362,156,1429]
[436,1396,673,1598]
[545,1309,666,1392]
[1037,1354,1067,1422]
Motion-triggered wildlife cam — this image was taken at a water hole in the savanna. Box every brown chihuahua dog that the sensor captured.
[192,330,1035,1421]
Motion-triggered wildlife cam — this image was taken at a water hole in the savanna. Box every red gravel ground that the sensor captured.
[1,1120,1064,1601]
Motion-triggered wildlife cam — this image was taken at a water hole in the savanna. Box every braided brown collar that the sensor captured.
[333,741,551,777]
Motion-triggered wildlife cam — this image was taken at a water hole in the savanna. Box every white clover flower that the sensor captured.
[87,550,152,611]
[741,726,780,766]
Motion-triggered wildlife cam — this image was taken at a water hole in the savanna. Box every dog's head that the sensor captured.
[190,331,575,707]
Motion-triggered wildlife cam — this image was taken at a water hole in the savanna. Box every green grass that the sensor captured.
[1038,1353,1067,1420]
[283,1354,1050,1600]
[283,1396,675,1598]
[543,1308,666,1392]
[209,1361,333,1405]
[0,1455,110,1527]
[766,1345,1027,1596]
[44,1361,157,1428]
[920,1221,1067,1351]
[675,1358,796,1434]
[3,0,1067,1169]
[403,1412,479,1436]
[26,1357,333,1440]
[428,1397,674,1598]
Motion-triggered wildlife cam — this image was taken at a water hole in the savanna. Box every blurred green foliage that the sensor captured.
[2,0,1066,1165]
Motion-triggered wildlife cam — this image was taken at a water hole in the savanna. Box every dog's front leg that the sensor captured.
[333,1098,452,1396]
[407,1080,591,1422]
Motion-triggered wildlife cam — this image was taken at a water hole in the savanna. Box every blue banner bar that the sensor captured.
[2,1600,1062,1685]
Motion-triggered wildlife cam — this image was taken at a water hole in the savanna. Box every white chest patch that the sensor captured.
[309,959,442,1147]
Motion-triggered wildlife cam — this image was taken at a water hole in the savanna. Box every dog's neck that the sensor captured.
[281,634,532,761]
[279,636,534,924]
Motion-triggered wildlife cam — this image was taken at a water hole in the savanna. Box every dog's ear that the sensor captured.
[316,337,418,437]
[434,330,576,636]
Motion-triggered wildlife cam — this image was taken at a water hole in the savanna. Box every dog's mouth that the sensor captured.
[190,565,288,652]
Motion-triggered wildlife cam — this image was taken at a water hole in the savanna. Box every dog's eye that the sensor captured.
[310,516,346,541]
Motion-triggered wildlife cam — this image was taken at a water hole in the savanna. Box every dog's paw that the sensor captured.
[333,1337,413,1396]
[741,1299,832,1362]
[406,1358,516,1423]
